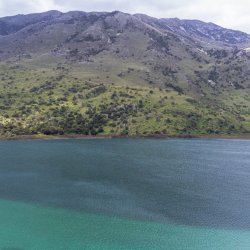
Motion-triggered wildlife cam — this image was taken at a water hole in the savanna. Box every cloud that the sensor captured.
[0,0,249,33]
[0,0,60,16]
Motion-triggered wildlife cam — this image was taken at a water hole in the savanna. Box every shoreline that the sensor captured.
[1,133,250,141]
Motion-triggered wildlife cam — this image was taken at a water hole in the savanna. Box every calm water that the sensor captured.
[1,138,250,249]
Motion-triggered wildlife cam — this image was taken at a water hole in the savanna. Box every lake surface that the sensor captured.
[1,138,250,249]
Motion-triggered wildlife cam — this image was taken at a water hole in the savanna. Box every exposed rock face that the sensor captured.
[0,10,249,92]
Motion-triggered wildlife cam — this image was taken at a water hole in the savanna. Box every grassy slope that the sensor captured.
[1,53,250,137]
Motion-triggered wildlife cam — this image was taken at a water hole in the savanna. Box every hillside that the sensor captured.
[0,10,250,137]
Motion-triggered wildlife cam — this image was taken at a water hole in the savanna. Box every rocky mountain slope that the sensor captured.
[0,11,250,136]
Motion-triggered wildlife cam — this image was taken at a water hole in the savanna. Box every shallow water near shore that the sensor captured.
[1,138,250,249]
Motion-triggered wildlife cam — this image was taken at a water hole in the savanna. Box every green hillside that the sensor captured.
[0,11,250,137]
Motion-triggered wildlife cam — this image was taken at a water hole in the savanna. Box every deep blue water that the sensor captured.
[1,138,250,249]
[1,138,250,229]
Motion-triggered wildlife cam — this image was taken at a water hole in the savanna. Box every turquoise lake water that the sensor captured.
[1,138,250,249]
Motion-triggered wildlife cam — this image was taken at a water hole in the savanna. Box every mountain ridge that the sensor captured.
[1,10,250,37]
[0,10,250,137]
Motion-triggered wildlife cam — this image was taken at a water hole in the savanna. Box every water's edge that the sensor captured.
[1,133,250,141]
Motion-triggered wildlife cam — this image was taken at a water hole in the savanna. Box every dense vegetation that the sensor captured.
[0,60,250,137]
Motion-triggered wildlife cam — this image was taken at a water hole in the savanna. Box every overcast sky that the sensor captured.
[0,0,249,33]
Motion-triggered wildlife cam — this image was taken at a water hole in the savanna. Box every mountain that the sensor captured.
[0,10,250,137]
